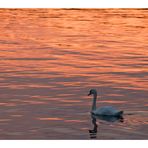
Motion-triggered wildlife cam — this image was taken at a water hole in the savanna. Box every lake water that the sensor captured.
[0,9,148,139]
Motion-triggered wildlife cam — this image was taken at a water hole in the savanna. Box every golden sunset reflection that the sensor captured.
[0,119,11,122]
[37,117,63,121]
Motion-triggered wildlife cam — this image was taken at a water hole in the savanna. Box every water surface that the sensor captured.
[0,9,148,139]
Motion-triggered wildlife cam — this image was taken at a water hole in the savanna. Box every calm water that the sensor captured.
[0,9,148,139]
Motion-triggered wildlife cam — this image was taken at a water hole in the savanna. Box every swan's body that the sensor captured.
[88,89,123,117]
[93,106,123,116]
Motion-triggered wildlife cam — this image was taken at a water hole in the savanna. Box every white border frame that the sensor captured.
[0,0,148,8]
[1,140,148,148]
[0,0,148,147]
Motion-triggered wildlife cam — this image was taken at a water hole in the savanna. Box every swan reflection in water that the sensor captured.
[89,113,124,139]
[88,89,124,139]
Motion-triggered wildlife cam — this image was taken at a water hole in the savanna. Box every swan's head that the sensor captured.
[88,89,97,96]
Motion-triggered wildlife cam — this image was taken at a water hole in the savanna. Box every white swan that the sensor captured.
[88,89,123,116]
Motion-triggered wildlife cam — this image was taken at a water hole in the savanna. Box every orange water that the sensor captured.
[0,9,148,139]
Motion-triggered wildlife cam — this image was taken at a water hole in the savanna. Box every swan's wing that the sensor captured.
[94,106,119,115]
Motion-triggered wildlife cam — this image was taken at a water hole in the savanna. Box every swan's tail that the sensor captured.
[116,111,124,117]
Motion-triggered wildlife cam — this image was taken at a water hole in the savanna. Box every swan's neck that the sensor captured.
[92,94,97,111]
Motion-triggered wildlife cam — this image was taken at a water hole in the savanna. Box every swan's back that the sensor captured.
[93,106,123,116]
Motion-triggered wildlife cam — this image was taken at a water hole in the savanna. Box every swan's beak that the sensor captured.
[88,93,91,96]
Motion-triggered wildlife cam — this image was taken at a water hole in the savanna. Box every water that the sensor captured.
[0,9,148,139]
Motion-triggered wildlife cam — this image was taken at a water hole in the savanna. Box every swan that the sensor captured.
[88,89,123,117]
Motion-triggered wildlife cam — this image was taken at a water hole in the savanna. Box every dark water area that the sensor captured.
[0,9,148,139]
